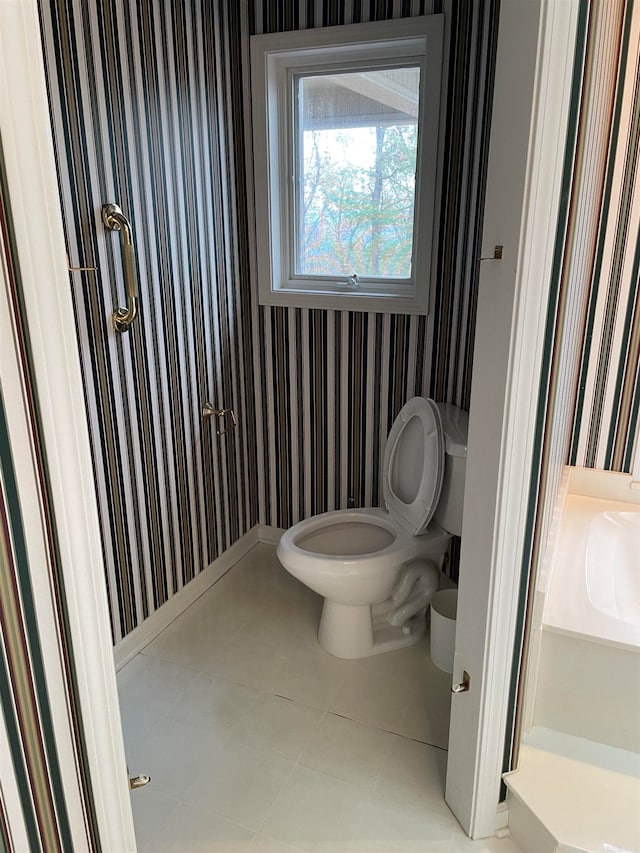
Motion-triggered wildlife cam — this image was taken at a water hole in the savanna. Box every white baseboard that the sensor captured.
[256,524,285,545]
[113,527,259,670]
[495,802,510,832]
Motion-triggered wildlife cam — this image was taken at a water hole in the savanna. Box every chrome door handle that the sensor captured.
[202,403,237,435]
[102,203,138,333]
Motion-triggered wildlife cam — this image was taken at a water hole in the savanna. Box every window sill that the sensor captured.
[258,287,428,315]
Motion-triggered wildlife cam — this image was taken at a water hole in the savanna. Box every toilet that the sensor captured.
[277,397,469,659]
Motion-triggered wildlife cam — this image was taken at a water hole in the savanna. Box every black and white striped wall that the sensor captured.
[527,0,639,604]
[248,0,499,529]
[569,0,640,474]
[38,0,499,642]
[39,0,259,644]
[37,0,638,647]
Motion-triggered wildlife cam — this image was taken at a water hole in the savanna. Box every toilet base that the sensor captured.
[317,599,427,659]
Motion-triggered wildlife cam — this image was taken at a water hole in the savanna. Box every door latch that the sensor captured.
[451,671,470,694]
[129,773,151,790]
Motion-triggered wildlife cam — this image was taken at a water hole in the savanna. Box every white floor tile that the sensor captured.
[142,591,248,671]
[117,653,200,709]
[206,632,289,692]
[372,735,448,814]
[167,672,259,733]
[119,544,465,853]
[272,646,352,710]
[163,801,255,852]
[448,832,522,852]
[396,671,451,748]
[349,794,455,851]
[299,713,398,789]
[249,835,306,852]
[329,668,420,738]
[127,716,220,801]
[352,640,432,685]
[117,655,200,757]
[183,741,294,831]
[130,788,180,853]
[233,693,324,761]
[259,764,366,852]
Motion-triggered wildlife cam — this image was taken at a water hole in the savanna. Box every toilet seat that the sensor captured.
[279,506,448,607]
[383,397,445,535]
[282,507,416,563]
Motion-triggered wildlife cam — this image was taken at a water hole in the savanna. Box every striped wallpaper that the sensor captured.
[248,0,499,529]
[506,0,639,775]
[570,0,640,473]
[0,143,99,851]
[39,0,498,640]
[530,0,628,592]
[39,0,258,644]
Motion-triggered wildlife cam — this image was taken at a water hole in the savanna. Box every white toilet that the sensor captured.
[277,397,469,659]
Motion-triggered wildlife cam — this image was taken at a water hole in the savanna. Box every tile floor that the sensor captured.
[118,543,520,852]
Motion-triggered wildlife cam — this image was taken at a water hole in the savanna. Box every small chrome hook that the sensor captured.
[346,272,359,288]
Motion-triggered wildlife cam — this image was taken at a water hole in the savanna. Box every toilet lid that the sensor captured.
[383,397,444,535]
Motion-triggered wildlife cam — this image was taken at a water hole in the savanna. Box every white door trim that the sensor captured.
[0,3,136,850]
[446,0,581,838]
[447,0,579,838]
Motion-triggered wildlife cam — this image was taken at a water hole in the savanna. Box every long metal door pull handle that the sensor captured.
[102,203,138,333]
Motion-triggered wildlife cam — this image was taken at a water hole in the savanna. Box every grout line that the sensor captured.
[127,646,450,753]
[323,709,449,753]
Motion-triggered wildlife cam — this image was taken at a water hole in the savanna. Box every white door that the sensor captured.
[444,0,581,838]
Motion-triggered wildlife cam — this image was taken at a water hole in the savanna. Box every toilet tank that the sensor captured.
[433,403,469,536]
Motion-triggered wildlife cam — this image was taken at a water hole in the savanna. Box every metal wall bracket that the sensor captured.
[67,255,97,272]
[202,403,237,435]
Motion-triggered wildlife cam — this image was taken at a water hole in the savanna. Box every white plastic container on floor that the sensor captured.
[430,589,458,673]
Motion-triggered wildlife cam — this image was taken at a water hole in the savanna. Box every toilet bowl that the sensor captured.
[277,397,468,659]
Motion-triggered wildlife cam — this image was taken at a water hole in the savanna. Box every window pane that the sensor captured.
[295,67,420,280]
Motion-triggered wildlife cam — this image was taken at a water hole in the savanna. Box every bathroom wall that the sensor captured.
[39,0,258,643]
[246,0,500,528]
[0,149,100,851]
[504,0,638,772]
[569,0,640,474]
[529,0,630,593]
[532,0,638,598]
[39,0,498,642]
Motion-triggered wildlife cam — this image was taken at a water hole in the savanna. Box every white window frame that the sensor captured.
[250,16,444,315]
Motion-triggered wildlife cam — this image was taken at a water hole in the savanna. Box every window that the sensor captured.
[250,16,444,314]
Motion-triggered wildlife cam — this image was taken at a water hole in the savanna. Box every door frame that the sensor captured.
[445,0,581,838]
[0,3,136,850]
[0,0,578,848]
